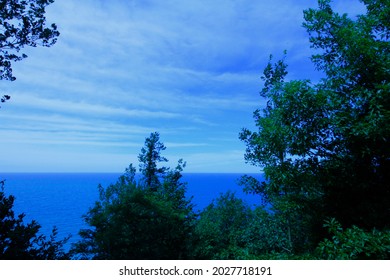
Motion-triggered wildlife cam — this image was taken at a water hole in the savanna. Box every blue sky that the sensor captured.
[0,0,364,173]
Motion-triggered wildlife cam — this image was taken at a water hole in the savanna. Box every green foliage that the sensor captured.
[192,191,319,260]
[240,0,390,258]
[239,61,327,252]
[317,218,390,259]
[0,0,59,105]
[241,205,305,258]
[193,192,253,259]
[72,133,195,260]
[0,183,70,259]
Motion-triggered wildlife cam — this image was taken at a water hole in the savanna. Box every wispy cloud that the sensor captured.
[12,94,181,119]
[1,0,361,172]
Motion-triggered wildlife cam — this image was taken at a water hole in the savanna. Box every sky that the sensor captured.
[0,0,364,173]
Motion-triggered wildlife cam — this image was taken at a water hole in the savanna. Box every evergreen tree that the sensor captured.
[138,132,168,191]
[72,133,195,259]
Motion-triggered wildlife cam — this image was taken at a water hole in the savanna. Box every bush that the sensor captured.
[317,218,390,260]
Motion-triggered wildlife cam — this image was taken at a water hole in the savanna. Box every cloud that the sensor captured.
[12,94,181,119]
[172,149,260,173]
[2,0,359,173]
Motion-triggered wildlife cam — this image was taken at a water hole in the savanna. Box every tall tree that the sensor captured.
[72,133,195,259]
[303,0,390,230]
[0,0,59,105]
[138,132,168,191]
[240,0,390,255]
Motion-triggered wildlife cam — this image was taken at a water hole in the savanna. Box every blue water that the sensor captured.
[1,173,263,249]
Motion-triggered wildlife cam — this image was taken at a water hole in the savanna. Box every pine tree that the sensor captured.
[72,133,195,259]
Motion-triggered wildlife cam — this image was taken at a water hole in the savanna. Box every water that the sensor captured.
[1,173,263,249]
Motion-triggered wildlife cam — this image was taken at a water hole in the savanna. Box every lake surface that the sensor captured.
[1,172,263,249]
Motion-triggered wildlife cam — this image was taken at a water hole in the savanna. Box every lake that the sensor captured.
[1,172,264,249]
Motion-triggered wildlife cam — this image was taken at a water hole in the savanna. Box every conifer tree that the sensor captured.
[138,132,168,191]
[72,133,195,259]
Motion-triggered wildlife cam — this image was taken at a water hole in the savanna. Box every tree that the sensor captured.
[0,182,70,259]
[240,0,390,256]
[193,192,253,259]
[239,56,327,253]
[72,133,196,260]
[302,0,390,230]
[192,191,307,260]
[138,132,168,191]
[0,0,59,105]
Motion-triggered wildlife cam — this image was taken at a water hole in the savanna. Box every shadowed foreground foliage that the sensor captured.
[0,183,70,259]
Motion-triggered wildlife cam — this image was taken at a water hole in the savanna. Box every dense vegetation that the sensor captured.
[1,0,389,259]
[239,0,390,258]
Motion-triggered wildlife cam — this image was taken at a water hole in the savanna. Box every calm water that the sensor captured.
[1,173,263,249]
